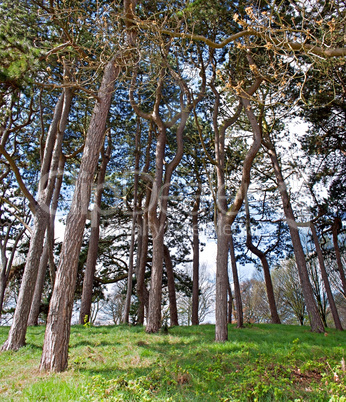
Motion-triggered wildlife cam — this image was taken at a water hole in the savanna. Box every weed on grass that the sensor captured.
[0,324,345,401]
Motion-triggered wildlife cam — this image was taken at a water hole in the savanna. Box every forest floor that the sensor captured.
[0,323,345,401]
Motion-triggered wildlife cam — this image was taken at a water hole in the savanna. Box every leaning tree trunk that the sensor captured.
[245,195,281,324]
[256,252,281,324]
[2,85,73,351]
[229,233,243,328]
[27,233,50,326]
[264,136,324,333]
[40,59,119,372]
[28,154,65,326]
[79,138,111,325]
[2,206,49,350]
[163,244,178,326]
[310,223,343,330]
[332,217,346,296]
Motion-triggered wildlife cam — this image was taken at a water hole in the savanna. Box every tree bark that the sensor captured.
[310,223,343,330]
[245,195,281,324]
[79,137,111,325]
[146,121,167,333]
[0,278,6,318]
[263,136,324,333]
[2,206,49,349]
[27,233,49,326]
[332,217,346,296]
[212,79,230,341]
[191,184,201,326]
[229,233,243,328]
[136,128,152,325]
[2,85,73,351]
[28,154,65,326]
[40,59,119,372]
[136,196,150,325]
[124,117,140,323]
[215,214,230,340]
[163,244,178,326]
[227,272,233,324]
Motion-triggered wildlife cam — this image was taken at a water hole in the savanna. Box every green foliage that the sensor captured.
[0,0,45,90]
[83,315,92,328]
[0,324,345,400]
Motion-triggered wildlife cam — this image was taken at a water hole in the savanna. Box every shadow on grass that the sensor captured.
[23,343,43,350]
[71,340,121,348]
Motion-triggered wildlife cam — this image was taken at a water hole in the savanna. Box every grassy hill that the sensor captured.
[0,323,345,401]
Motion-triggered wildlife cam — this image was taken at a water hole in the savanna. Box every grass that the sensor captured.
[0,323,345,401]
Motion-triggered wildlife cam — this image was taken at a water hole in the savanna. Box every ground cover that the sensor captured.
[0,323,345,401]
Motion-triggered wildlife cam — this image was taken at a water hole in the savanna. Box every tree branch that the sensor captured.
[0,145,36,212]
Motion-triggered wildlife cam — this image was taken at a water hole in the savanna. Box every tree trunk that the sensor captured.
[146,122,167,333]
[28,154,65,326]
[264,137,324,333]
[136,129,152,325]
[40,59,119,372]
[191,185,201,326]
[229,233,243,328]
[137,200,149,325]
[212,76,262,341]
[213,83,229,341]
[0,252,8,317]
[227,273,233,324]
[2,86,73,351]
[163,244,178,326]
[79,138,111,325]
[146,226,165,332]
[332,217,346,296]
[310,223,343,330]
[146,102,190,333]
[124,117,140,323]
[27,233,49,326]
[130,54,202,333]
[258,254,281,324]
[2,206,49,350]
[215,214,230,340]
[245,195,281,324]
[46,155,66,288]
[0,273,7,317]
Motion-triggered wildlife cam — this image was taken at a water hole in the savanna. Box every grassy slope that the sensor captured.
[0,324,345,401]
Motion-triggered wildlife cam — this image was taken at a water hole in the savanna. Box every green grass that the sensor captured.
[0,323,345,401]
